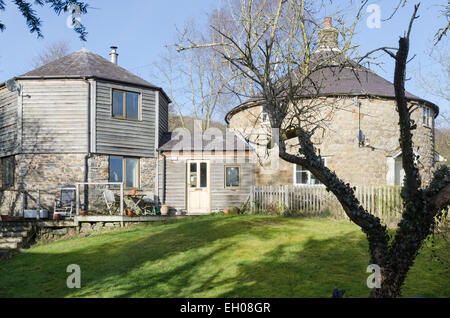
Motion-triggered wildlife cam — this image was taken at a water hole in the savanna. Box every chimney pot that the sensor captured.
[324,17,332,28]
[110,46,118,65]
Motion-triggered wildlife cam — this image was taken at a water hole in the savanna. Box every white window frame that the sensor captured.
[422,105,432,127]
[260,108,270,125]
[293,158,327,186]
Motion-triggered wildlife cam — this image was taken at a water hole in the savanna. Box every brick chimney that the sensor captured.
[316,17,339,52]
[110,46,118,65]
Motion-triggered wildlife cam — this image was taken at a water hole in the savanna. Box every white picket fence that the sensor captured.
[250,185,404,222]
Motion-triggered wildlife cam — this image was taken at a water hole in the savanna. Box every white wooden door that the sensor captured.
[187,160,210,213]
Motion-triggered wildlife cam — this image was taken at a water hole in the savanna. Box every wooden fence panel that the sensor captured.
[251,185,403,225]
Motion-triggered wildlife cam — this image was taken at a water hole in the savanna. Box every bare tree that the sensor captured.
[152,19,235,131]
[176,0,450,297]
[32,40,71,68]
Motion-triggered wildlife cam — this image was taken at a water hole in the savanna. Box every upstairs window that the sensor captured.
[422,106,432,127]
[112,89,140,120]
[109,156,140,189]
[294,158,326,185]
[1,156,15,189]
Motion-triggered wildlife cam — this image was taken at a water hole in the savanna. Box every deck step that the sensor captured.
[0,237,23,244]
[0,231,28,238]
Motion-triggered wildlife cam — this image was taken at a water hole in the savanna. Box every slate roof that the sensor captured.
[159,130,253,152]
[6,48,169,101]
[225,52,439,123]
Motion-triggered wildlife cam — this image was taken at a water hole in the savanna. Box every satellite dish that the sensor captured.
[5,79,20,93]
[358,129,365,145]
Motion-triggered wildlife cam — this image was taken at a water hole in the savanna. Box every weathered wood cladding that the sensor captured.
[158,92,169,146]
[95,81,156,157]
[159,152,254,211]
[0,87,18,157]
[21,79,88,153]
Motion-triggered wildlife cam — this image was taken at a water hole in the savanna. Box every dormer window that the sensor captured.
[422,106,432,127]
[112,89,140,120]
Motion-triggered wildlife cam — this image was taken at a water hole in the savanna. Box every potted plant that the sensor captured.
[231,207,240,215]
[223,208,229,214]
[80,204,87,216]
[53,213,60,220]
[160,205,169,216]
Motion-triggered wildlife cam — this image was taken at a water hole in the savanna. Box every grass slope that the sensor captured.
[0,215,448,298]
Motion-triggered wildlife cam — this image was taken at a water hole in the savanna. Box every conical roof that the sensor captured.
[16,48,163,92]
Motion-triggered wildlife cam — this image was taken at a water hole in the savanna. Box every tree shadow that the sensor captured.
[0,216,446,298]
[0,216,297,297]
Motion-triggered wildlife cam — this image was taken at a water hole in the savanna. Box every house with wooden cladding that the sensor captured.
[0,47,172,215]
[226,18,441,188]
[0,47,255,215]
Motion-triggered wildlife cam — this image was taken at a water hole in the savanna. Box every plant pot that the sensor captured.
[130,189,137,196]
[53,214,60,220]
[160,205,169,216]
[231,207,240,215]
[1,215,8,221]
[80,210,87,216]
[127,209,133,216]
[223,209,229,214]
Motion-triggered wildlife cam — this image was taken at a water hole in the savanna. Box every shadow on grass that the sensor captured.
[0,215,447,298]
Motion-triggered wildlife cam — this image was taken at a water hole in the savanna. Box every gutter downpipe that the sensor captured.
[83,77,92,212]
[155,149,166,207]
[155,149,160,208]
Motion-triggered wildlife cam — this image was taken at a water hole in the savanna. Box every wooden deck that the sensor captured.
[1,215,189,228]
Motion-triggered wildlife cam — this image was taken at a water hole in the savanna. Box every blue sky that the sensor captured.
[0,0,448,121]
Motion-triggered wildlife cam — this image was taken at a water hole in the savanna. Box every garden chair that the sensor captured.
[103,190,119,215]
[53,185,76,219]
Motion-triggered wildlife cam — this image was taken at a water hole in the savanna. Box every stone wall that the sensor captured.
[0,153,157,216]
[228,97,436,187]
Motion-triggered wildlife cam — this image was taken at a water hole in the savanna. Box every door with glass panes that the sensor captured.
[187,160,210,213]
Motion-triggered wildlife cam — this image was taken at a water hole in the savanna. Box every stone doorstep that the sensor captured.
[0,231,28,238]
[0,242,19,249]
[0,227,32,232]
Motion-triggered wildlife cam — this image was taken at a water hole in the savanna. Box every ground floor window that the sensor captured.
[294,158,326,185]
[225,166,240,188]
[1,156,15,189]
[109,156,140,188]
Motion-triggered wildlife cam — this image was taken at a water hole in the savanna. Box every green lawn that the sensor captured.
[0,215,448,298]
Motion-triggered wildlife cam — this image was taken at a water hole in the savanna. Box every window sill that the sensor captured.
[225,187,240,191]
[111,116,141,122]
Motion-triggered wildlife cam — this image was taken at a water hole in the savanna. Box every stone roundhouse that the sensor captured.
[226,19,439,188]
